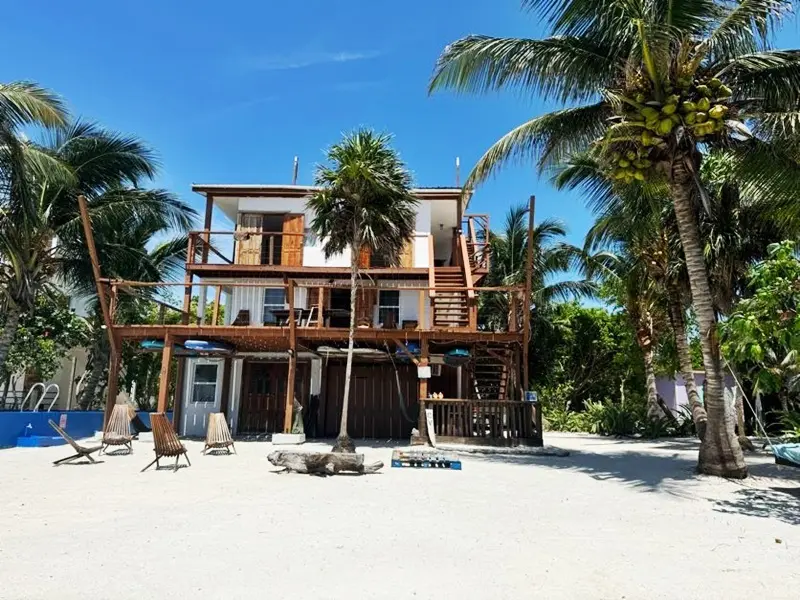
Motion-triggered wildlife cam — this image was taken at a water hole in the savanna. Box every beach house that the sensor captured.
[101,183,541,446]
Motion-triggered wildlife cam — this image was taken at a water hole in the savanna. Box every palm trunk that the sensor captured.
[669,159,746,478]
[79,335,108,410]
[0,306,22,376]
[666,281,708,440]
[332,238,359,453]
[636,323,660,418]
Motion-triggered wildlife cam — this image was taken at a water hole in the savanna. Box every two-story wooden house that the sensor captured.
[100,184,542,446]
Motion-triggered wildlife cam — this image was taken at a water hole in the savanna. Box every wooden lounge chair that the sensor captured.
[101,404,133,454]
[141,413,191,472]
[48,420,102,466]
[203,412,236,455]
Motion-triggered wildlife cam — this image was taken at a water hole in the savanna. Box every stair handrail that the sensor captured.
[33,384,60,412]
[428,234,436,299]
[19,383,46,411]
[458,234,475,300]
[45,384,62,412]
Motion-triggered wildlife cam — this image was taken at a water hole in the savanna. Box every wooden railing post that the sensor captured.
[317,286,325,329]
[418,290,425,330]
[156,332,175,413]
[212,285,221,326]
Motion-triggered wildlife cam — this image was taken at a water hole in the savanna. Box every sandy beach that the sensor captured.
[0,433,798,600]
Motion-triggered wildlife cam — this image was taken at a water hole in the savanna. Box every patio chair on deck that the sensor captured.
[48,420,102,466]
[101,404,133,454]
[203,413,236,455]
[141,413,191,472]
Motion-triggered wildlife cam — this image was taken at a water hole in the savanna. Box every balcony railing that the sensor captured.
[188,230,305,267]
[462,214,490,272]
[104,279,525,333]
[423,398,541,446]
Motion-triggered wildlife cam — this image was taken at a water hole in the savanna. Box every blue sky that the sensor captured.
[2,1,798,248]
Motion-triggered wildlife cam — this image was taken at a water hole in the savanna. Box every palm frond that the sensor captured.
[430,34,619,103]
[702,0,792,64]
[717,50,800,109]
[465,102,610,189]
[0,82,67,129]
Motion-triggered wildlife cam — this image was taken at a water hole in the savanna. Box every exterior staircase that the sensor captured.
[472,349,509,400]
[432,266,469,328]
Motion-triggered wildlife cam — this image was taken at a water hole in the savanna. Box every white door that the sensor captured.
[182,360,223,437]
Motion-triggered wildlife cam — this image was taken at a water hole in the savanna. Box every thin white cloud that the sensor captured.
[244,50,381,71]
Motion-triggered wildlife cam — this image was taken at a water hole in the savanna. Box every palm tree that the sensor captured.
[430,0,800,477]
[1,118,195,395]
[307,129,417,453]
[0,82,68,369]
[481,205,593,332]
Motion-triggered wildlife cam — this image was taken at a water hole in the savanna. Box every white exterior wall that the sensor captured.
[232,196,437,268]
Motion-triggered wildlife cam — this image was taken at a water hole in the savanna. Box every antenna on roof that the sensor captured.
[455,156,461,187]
[292,156,299,185]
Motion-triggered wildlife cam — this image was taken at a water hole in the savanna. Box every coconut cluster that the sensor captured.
[603,76,732,184]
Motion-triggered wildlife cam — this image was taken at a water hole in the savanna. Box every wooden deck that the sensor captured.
[424,398,542,447]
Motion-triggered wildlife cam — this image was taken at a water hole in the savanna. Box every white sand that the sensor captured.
[0,433,798,600]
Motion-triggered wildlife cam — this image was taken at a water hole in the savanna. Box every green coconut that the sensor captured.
[618,159,631,168]
[634,170,646,181]
[657,118,675,135]
[669,114,681,125]
[695,112,708,123]
[696,97,711,111]
[635,93,646,103]
[611,151,621,161]
[708,104,728,120]
[625,150,636,160]
[681,101,697,113]
[661,103,677,116]
[717,84,732,98]
[709,78,722,90]
[696,84,712,97]
[640,106,660,120]
[684,112,697,125]
[666,94,680,105]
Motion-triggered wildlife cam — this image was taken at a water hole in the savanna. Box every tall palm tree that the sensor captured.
[481,205,593,332]
[307,129,417,453]
[0,82,68,369]
[431,0,800,477]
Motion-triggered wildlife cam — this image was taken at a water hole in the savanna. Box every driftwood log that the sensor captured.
[268,451,383,475]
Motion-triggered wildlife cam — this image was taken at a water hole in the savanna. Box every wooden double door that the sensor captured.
[235,213,304,266]
[238,361,309,434]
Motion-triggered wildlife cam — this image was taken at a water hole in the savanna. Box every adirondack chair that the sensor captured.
[141,413,191,472]
[48,420,102,465]
[203,413,236,455]
[101,404,133,454]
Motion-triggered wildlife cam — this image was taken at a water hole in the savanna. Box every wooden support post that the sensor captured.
[212,285,221,326]
[156,332,175,413]
[284,280,297,433]
[317,286,325,329]
[104,347,121,429]
[509,292,518,332]
[469,300,478,331]
[183,237,194,325]
[418,290,425,330]
[77,195,117,355]
[201,194,213,264]
[416,336,429,443]
[220,357,233,417]
[197,283,206,325]
[173,357,186,429]
[522,195,535,391]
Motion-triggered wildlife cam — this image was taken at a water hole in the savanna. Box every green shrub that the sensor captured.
[777,410,800,442]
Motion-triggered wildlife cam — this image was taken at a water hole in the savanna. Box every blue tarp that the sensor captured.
[773,443,800,467]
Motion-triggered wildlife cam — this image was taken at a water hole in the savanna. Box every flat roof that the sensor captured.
[192,183,469,203]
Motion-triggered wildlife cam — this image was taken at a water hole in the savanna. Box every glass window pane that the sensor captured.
[195,364,218,383]
[379,291,400,306]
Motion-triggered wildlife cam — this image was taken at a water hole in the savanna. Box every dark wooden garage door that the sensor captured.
[321,362,417,439]
[239,361,309,434]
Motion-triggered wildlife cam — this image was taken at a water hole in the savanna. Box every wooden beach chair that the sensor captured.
[141,413,191,472]
[48,420,102,466]
[203,412,236,455]
[101,404,133,454]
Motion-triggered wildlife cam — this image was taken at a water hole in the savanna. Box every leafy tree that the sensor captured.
[722,241,800,412]
[0,82,68,369]
[307,129,417,453]
[1,294,88,389]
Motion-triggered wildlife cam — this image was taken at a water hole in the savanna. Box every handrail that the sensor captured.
[428,234,436,299]
[19,383,46,411]
[458,234,475,300]
[191,235,233,264]
[31,384,60,412]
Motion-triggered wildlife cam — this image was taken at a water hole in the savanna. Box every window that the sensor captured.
[263,288,287,325]
[378,290,400,327]
[192,364,218,403]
